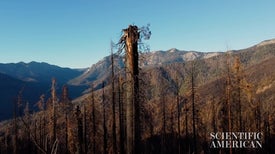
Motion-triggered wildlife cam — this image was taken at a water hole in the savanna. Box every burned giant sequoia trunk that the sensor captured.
[118,24,150,154]
[122,25,140,154]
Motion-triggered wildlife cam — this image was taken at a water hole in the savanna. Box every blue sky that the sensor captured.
[0,0,275,68]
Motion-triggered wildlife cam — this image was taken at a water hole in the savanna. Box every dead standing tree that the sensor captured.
[118,25,150,154]
[111,45,118,154]
[51,78,57,145]
[124,25,139,154]
[190,62,197,154]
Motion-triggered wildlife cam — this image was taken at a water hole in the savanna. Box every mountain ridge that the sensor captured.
[71,39,275,103]
[0,62,88,121]
[0,61,85,83]
[68,48,223,87]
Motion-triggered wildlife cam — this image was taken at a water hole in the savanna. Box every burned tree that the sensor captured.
[111,45,118,154]
[233,57,243,132]
[225,55,232,154]
[51,78,57,144]
[118,25,151,154]
[75,105,83,154]
[90,84,97,154]
[190,62,197,154]
[123,25,139,154]
[102,82,108,154]
[118,76,126,154]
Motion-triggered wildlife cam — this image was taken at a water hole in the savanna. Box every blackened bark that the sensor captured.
[123,25,140,154]
[111,50,117,154]
[102,82,108,154]
[118,77,125,154]
[191,63,197,154]
[91,86,96,154]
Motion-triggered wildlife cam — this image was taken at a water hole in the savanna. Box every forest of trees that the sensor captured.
[0,25,274,154]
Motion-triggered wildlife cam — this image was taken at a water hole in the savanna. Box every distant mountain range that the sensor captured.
[1,39,275,121]
[0,61,84,83]
[0,62,87,120]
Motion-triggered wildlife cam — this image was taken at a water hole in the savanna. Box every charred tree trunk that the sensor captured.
[211,97,217,133]
[226,58,232,154]
[91,86,96,154]
[255,99,262,132]
[51,78,57,143]
[65,113,69,154]
[12,92,21,154]
[118,24,150,154]
[176,85,181,154]
[234,57,243,132]
[75,105,83,154]
[264,113,271,154]
[123,25,140,154]
[184,98,189,153]
[102,82,108,154]
[161,90,166,154]
[191,63,197,154]
[118,76,125,154]
[111,49,117,154]
[83,105,87,154]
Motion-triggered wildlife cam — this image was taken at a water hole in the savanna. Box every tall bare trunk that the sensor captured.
[161,87,166,154]
[226,58,232,154]
[102,82,108,154]
[83,105,87,154]
[123,25,140,154]
[75,105,83,154]
[176,81,181,154]
[91,86,96,154]
[111,49,117,154]
[12,92,21,154]
[234,57,242,132]
[118,76,125,154]
[65,113,69,154]
[191,63,197,154]
[51,78,57,143]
